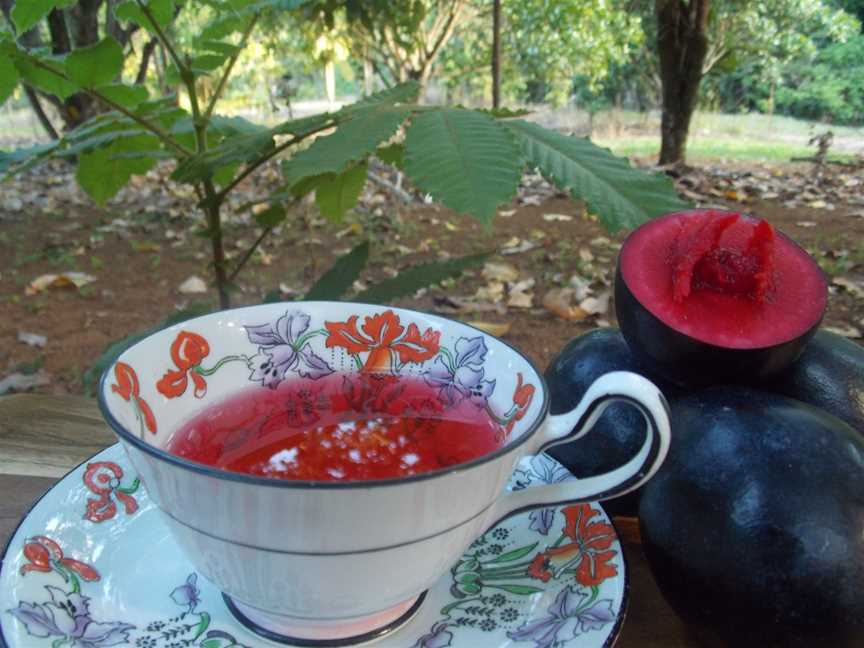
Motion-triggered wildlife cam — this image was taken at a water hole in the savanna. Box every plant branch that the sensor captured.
[203,13,258,122]
[23,85,60,140]
[22,55,192,156]
[135,0,186,74]
[228,225,273,283]
[214,122,334,201]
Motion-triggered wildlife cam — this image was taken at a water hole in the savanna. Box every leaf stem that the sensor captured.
[203,13,259,122]
[215,121,335,202]
[18,56,192,156]
[135,0,186,76]
[228,226,272,283]
[440,596,480,616]
[195,355,247,376]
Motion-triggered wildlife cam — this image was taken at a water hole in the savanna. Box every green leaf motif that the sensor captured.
[13,56,76,100]
[405,108,521,225]
[253,203,286,228]
[95,83,148,108]
[66,38,123,88]
[11,0,74,33]
[488,542,539,564]
[114,0,175,32]
[305,240,370,300]
[282,105,411,187]
[489,584,545,596]
[504,119,690,233]
[314,160,368,221]
[77,135,159,205]
[0,55,18,104]
[356,252,488,303]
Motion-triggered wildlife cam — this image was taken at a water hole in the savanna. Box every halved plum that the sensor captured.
[615,209,827,386]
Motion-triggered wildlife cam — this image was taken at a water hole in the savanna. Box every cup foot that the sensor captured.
[222,592,427,647]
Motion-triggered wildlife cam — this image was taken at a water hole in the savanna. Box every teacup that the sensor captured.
[98,302,670,644]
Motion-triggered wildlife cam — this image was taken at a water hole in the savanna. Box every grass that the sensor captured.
[593,135,830,163]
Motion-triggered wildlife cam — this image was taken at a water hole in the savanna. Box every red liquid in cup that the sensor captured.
[167,373,505,481]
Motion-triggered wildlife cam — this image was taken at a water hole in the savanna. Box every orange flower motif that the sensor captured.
[506,373,536,434]
[157,331,210,398]
[526,503,618,587]
[325,310,440,373]
[111,362,156,434]
[20,536,100,582]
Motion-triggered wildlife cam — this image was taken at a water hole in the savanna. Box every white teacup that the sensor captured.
[99,302,670,644]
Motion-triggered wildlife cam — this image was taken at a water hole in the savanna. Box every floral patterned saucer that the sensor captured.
[0,446,628,648]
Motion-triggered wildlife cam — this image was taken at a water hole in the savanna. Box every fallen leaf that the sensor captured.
[579,290,611,316]
[466,321,511,337]
[579,248,594,263]
[832,277,864,299]
[475,282,505,303]
[501,237,538,255]
[508,278,535,309]
[17,331,47,347]
[568,275,593,301]
[483,262,520,283]
[521,195,542,206]
[178,276,208,294]
[796,221,817,228]
[543,288,589,321]
[498,209,516,218]
[542,213,573,222]
[0,371,51,395]
[26,272,96,295]
[824,324,861,339]
[808,200,827,209]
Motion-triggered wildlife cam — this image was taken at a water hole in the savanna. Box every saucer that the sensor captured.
[0,445,628,648]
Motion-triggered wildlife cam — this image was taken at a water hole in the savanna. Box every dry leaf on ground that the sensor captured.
[0,371,51,395]
[543,288,589,321]
[17,332,47,347]
[466,321,512,337]
[824,324,862,338]
[542,213,573,222]
[26,272,96,295]
[508,278,535,309]
[178,276,208,294]
[482,261,520,283]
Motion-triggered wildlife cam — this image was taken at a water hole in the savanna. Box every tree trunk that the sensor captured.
[491,0,501,109]
[655,0,710,166]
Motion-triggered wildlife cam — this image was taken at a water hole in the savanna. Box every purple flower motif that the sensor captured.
[512,455,573,535]
[245,311,333,388]
[412,621,454,648]
[423,336,495,407]
[170,573,201,611]
[507,586,616,648]
[7,586,134,647]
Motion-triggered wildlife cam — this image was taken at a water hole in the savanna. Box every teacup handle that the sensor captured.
[489,371,671,524]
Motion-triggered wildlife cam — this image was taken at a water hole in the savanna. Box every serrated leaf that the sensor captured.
[478,107,532,118]
[376,143,404,170]
[488,542,538,564]
[271,112,334,137]
[12,0,74,33]
[404,108,521,224]
[171,130,274,183]
[201,13,245,40]
[315,161,368,221]
[66,38,123,88]
[0,55,18,104]
[489,584,544,596]
[248,0,306,9]
[504,119,690,233]
[305,241,370,300]
[344,81,420,114]
[14,56,76,99]
[95,83,148,108]
[253,203,286,228]
[114,0,175,32]
[0,141,58,177]
[57,128,147,158]
[199,40,241,57]
[282,105,411,187]
[213,162,239,187]
[77,135,159,205]
[356,252,488,303]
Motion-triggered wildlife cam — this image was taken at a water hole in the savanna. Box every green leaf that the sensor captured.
[0,141,58,177]
[356,252,488,303]
[12,0,74,33]
[199,40,241,57]
[77,135,159,205]
[200,13,246,40]
[66,38,123,88]
[0,55,18,104]
[212,162,239,187]
[114,0,175,32]
[345,81,420,113]
[376,143,404,170]
[171,130,274,183]
[83,302,212,395]
[488,584,544,596]
[305,241,370,300]
[253,203,286,228]
[478,107,533,118]
[488,542,539,564]
[404,108,521,225]
[13,56,76,99]
[314,160,368,221]
[282,105,411,186]
[191,53,227,73]
[504,119,691,233]
[95,83,148,108]
[271,112,334,137]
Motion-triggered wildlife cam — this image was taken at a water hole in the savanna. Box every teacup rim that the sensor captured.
[97,300,551,490]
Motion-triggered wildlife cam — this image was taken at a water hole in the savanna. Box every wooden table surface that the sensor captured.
[0,394,696,647]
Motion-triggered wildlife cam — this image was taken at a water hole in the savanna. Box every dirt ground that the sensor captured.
[2,158,863,396]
